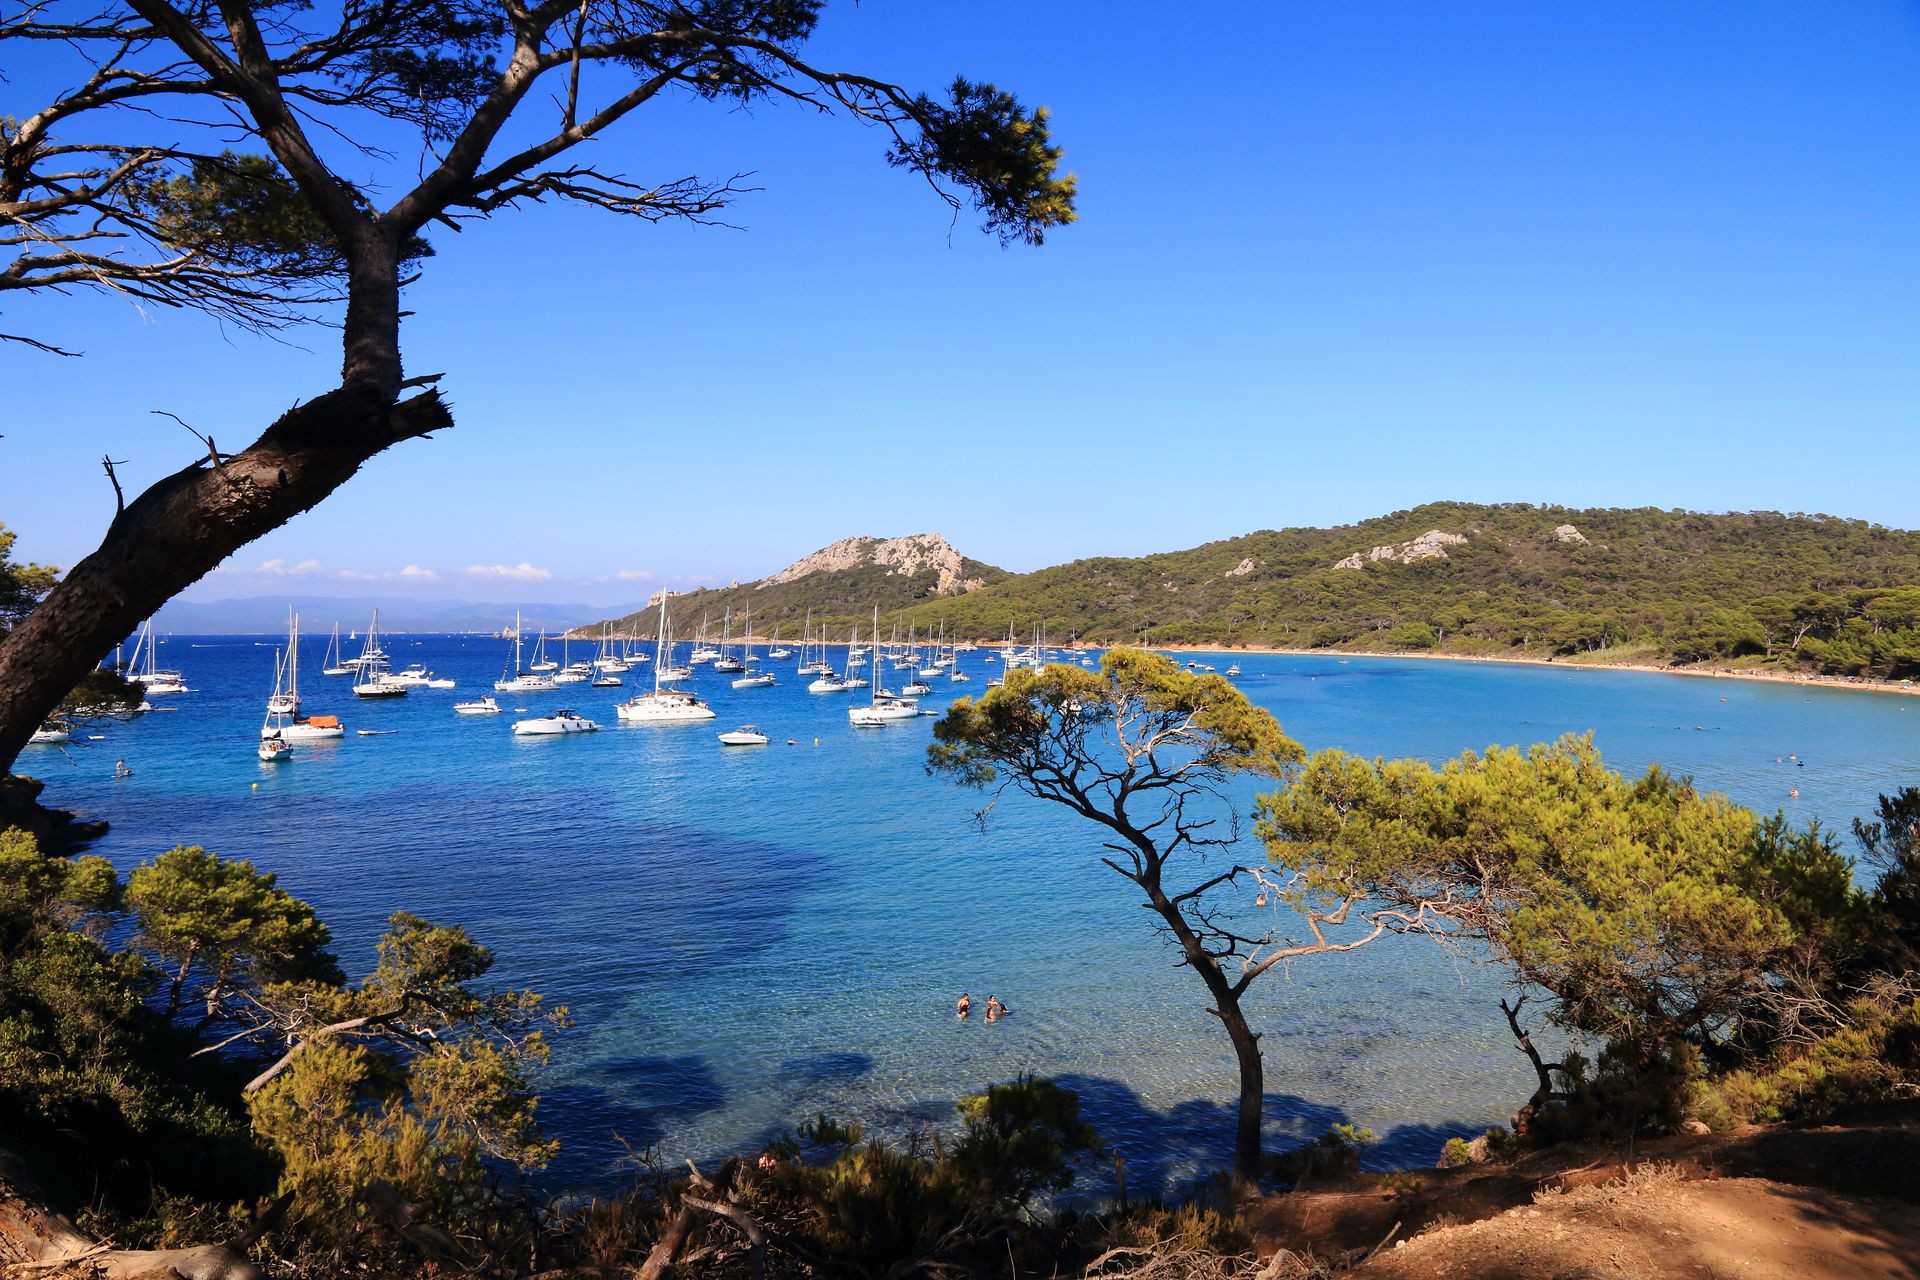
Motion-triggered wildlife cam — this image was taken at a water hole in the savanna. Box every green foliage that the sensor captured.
[930,647,1302,790]
[63,665,146,714]
[0,827,263,1217]
[1264,1124,1375,1183]
[0,523,56,637]
[949,1075,1098,1209]
[890,78,1078,245]
[1528,1040,1703,1144]
[1853,785,1920,974]
[1438,1137,1474,1168]
[1261,736,1801,1049]
[126,844,341,1016]
[1695,996,1920,1130]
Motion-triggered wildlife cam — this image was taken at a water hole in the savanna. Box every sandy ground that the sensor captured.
[1147,643,1920,699]
[1358,1169,1920,1280]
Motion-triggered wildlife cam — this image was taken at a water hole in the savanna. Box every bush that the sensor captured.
[1695,997,1920,1130]
[1265,1124,1375,1183]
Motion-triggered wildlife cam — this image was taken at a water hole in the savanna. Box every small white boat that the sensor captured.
[901,679,932,696]
[388,664,435,686]
[591,673,623,688]
[732,672,776,690]
[654,663,692,683]
[949,669,971,682]
[1226,663,1242,676]
[28,722,70,744]
[513,708,598,735]
[426,676,456,689]
[454,696,501,715]
[258,734,293,763]
[718,725,770,746]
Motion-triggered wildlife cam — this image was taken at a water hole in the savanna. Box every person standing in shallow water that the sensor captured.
[956,992,971,1019]
[985,995,1007,1022]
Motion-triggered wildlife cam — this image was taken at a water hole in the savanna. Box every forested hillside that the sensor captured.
[588,504,1920,678]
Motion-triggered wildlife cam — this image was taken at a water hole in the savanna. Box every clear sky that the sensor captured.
[4,1,1916,605]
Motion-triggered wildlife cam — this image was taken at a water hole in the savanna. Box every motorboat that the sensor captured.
[388,664,436,686]
[454,696,501,715]
[513,708,598,735]
[718,725,770,746]
[901,679,932,697]
[1226,663,1242,676]
[618,596,717,722]
[27,722,69,744]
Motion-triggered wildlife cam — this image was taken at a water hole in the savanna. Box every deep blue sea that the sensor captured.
[23,636,1920,1197]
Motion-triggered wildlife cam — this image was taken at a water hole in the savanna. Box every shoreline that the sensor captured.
[1144,643,1920,699]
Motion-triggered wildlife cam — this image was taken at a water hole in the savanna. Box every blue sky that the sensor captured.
[4,1,1916,604]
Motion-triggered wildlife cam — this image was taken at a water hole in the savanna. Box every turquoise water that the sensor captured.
[24,639,1920,1196]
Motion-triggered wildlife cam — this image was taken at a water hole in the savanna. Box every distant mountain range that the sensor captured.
[579,504,1920,679]
[152,596,638,635]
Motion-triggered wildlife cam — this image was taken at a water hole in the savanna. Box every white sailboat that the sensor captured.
[274,612,345,738]
[731,605,775,689]
[767,626,792,661]
[352,609,409,698]
[850,609,920,725]
[259,648,296,761]
[128,620,189,694]
[495,611,557,692]
[714,609,745,674]
[320,622,354,676]
[594,624,630,673]
[527,629,559,673]
[807,620,861,693]
[617,596,715,722]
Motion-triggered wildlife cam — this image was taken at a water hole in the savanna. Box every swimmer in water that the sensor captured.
[956,992,971,1019]
[985,995,1007,1022]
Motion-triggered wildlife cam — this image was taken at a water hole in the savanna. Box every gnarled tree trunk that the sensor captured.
[0,385,449,773]
[0,1147,263,1280]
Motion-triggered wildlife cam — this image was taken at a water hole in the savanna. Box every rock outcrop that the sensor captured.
[1333,529,1467,570]
[1553,524,1589,545]
[1226,557,1258,578]
[758,533,983,597]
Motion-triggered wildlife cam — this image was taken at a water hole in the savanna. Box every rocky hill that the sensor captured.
[582,504,1920,678]
[583,533,1004,640]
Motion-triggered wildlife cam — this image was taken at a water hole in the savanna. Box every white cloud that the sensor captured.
[398,564,440,582]
[608,568,655,582]
[257,558,324,577]
[463,562,552,583]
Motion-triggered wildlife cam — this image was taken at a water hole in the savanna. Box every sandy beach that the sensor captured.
[1144,643,1920,699]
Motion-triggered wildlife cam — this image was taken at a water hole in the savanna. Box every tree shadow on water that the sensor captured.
[539,1054,728,1189]
[1052,1074,1353,1202]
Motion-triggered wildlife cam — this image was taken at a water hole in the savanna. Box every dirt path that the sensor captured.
[1356,1168,1920,1280]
